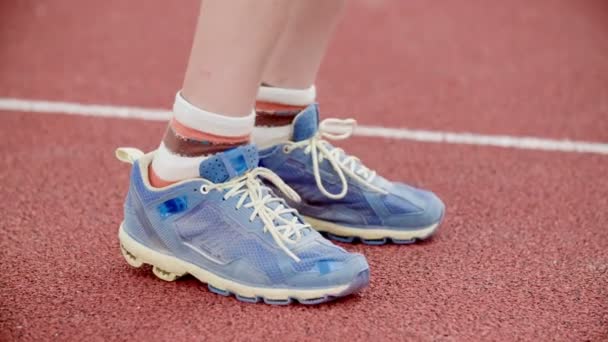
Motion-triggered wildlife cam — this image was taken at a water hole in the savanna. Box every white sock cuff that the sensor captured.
[173,91,255,137]
[256,85,316,106]
[252,125,293,149]
[151,142,209,181]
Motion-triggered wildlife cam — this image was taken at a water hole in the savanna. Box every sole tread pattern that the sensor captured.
[324,233,420,245]
[304,215,443,245]
[120,240,368,306]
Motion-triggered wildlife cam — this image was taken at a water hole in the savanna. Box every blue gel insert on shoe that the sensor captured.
[158,196,188,218]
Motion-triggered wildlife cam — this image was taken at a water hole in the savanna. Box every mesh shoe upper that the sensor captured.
[122,144,368,288]
[258,104,445,230]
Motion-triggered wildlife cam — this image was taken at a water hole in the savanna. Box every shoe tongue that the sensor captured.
[199,144,259,183]
[291,104,320,142]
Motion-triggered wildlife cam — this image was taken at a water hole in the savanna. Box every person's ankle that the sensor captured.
[150,92,254,186]
[253,84,316,148]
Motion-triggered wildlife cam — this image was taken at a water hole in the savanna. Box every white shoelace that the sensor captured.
[200,167,309,262]
[284,118,388,200]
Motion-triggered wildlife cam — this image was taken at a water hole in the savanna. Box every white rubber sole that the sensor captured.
[303,216,440,240]
[118,223,364,304]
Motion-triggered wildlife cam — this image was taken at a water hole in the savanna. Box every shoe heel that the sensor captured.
[152,265,185,282]
[120,244,143,268]
[120,240,186,282]
[119,223,187,282]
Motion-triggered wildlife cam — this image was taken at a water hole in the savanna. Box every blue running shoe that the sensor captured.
[115,145,369,305]
[258,105,445,245]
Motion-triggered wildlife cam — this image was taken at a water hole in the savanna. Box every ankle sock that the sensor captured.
[150,92,254,187]
[253,84,316,148]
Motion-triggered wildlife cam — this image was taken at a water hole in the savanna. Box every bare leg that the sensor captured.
[182,0,291,117]
[261,0,346,89]
[151,0,290,186]
[253,0,345,148]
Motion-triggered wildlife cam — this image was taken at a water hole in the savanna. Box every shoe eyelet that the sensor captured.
[200,185,210,194]
[282,145,292,154]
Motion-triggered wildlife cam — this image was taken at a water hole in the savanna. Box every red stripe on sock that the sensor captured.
[170,118,250,144]
[255,101,307,112]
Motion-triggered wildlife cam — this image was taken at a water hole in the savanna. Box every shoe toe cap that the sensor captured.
[383,184,445,229]
[285,251,370,289]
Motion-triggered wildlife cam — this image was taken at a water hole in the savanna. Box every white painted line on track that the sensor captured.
[0,98,171,121]
[1,97,607,155]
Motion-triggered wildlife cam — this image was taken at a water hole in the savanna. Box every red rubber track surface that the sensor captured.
[1,1,607,341]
